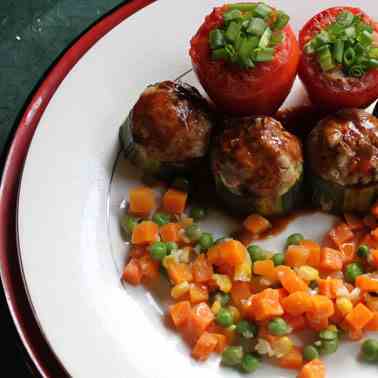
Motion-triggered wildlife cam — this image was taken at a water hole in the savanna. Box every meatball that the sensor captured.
[120,81,213,177]
[307,109,378,213]
[212,116,303,216]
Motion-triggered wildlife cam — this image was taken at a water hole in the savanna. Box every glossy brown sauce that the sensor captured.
[232,208,317,245]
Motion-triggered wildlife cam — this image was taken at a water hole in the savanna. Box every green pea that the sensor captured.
[152,212,170,226]
[303,345,320,361]
[319,339,339,355]
[268,318,289,336]
[214,292,230,306]
[235,320,257,339]
[241,353,260,373]
[286,233,304,247]
[272,252,285,266]
[190,207,207,221]
[221,346,244,366]
[166,242,178,253]
[172,177,190,192]
[357,244,370,259]
[345,262,364,283]
[120,214,138,234]
[216,308,234,327]
[361,339,378,362]
[185,223,202,241]
[149,242,167,261]
[247,245,266,262]
[198,232,214,251]
[319,330,338,341]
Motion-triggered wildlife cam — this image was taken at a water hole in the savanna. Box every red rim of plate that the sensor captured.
[0,1,154,376]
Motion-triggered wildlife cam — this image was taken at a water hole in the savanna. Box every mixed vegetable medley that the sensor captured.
[121,185,378,377]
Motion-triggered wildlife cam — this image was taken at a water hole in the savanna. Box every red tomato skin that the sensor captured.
[298,7,378,110]
[189,6,300,116]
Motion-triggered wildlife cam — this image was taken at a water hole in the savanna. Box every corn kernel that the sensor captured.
[213,274,232,293]
[365,293,378,312]
[180,217,193,228]
[234,261,252,282]
[162,255,176,269]
[211,300,222,315]
[272,336,293,358]
[297,265,319,282]
[336,297,353,316]
[171,281,190,299]
[228,305,241,323]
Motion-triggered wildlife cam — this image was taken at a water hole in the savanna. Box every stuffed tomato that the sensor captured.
[308,109,378,213]
[212,116,303,216]
[299,7,378,110]
[120,81,213,178]
[189,2,300,116]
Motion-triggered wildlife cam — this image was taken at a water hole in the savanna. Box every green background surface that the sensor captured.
[0,1,128,375]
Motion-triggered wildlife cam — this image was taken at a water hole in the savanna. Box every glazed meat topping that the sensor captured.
[308,109,378,186]
[131,81,212,162]
[213,117,303,198]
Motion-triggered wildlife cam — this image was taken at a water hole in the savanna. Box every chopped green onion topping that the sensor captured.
[247,17,267,36]
[209,2,288,68]
[274,11,289,30]
[254,2,272,18]
[336,11,354,27]
[209,29,225,49]
[304,10,378,77]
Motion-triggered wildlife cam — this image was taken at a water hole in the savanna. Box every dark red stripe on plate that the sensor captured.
[0,0,154,376]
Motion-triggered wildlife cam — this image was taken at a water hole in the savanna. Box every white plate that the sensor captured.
[17,1,378,377]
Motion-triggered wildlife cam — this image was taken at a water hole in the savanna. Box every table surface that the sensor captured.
[0,1,126,376]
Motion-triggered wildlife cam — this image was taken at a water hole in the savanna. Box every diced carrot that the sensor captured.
[139,254,159,280]
[285,245,310,268]
[131,221,159,245]
[166,260,193,285]
[283,314,306,331]
[308,295,334,318]
[192,254,213,283]
[208,239,246,267]
[371,200,378,217]
[345,303,374,330]
[213,333,227,353]
[276,267,308,293]
[162,188,188,214]
[230,281,252,309]
[306,313,328,332]
[129,186,156,215]
[300,240,321,268]
[160,223,180,242]
[328,222,354,247]
[298,359,325,378]
[169,301,192,328]
[122,258,142,285]
[356,274,378,292]
[189,284,209,304]
[370,249,378,268]
[281,292,312,316]
[330,279,344,299]
[183,303,214,345]
[253,259,277,281]
[277,287,289,302]
[317,279,331,298]
[319,247,343,271]
[340,242,356,264]
[251,288,284,321]
[277,346,303,370]
[243,214,271,234]
[191,332,218,361]
[365,312,378,331]
[344,213,365,231]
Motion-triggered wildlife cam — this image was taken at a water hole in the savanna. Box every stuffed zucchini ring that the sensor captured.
[120,81,213,178]
[308,108,378,213]
[212,116,303,216]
